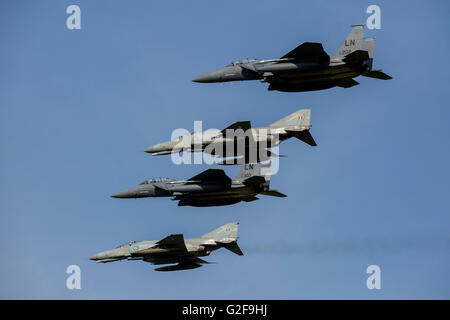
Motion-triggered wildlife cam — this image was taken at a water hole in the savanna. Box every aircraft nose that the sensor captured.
[111,189,136,198]
[192,70,223,83]
[89,254,99,261]
[144,145,156,153]
[145,141,182,154]
[144,143,165,154]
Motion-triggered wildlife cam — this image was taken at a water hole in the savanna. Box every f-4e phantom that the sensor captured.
[90,222,243,271]
[145,109,316,164]
[111,163,286,207]
[193,25,391,92]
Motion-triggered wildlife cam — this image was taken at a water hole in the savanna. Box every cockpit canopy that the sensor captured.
[139,177,172,185]
[116,240,138,248]
[226,58,258,66]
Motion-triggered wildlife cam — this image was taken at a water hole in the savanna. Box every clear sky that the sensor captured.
[1,0,449,299]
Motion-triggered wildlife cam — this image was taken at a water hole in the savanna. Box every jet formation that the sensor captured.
[193,25,391,92]
[90,222,243,271]
[92,24,392,271]
[145,109,316,164]
[111,162,285,207]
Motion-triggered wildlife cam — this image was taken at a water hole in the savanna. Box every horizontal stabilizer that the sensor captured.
[223,241,244,256]
[291,130,317,146]
[260,190,287,198]
[362,69,392,80]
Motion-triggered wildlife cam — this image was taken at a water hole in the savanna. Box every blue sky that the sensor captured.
[1,0,449,299]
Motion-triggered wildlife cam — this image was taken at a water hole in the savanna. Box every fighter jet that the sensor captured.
[145,109,316,164]
[90,222,243,271]
[193,25,391,92]
[111,162,286,207]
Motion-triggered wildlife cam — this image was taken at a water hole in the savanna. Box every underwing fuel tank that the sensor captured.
[268,82,336,92]
[133,248,175,255]
[154,264,202,272]
[178,198,242,207]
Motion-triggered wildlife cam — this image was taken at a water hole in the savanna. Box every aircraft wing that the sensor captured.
[281,42,330,63]
[335,78,360,88]
[221,121,251,135]
[188,169,232,183]
[155,234,188,251]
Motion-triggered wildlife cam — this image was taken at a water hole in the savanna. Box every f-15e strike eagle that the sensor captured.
[193,25,391,92]
[90,222,243,271]
[111,163,285,207]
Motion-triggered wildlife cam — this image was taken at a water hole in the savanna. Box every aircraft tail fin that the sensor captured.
[234,162,272,183]
[234,163,260,181]
[202,223,244,255]
[269,109,311,128]
[360,38,392,79]
[331,25,364,61]
[363,37,375,59]
[202,222,239,241]
[271,109,317,147]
